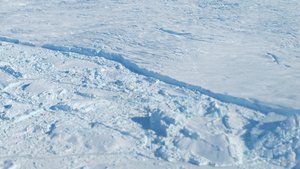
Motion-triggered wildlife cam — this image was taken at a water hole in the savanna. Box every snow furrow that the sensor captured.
[0,36,299,115]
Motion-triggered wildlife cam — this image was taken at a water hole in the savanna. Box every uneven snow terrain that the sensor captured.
[0,0,300,110]
[0,0,300,169]
[0,40,299,169]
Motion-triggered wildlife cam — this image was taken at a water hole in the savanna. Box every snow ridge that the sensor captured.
[0,36,299,115]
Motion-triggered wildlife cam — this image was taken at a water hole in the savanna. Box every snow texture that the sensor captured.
[0,0,300,169]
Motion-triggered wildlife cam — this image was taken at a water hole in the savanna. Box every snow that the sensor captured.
[0,0,300,110]
[0,0,300,169]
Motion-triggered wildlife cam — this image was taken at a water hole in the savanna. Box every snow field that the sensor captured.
[0,42,299,168]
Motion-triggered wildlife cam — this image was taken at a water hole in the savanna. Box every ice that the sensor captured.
[0,1,299,169]
[0,0,299,110]
[0,42,295,167]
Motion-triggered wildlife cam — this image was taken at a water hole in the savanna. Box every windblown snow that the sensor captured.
[0,0,300,169]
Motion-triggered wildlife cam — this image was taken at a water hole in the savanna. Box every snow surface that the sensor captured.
[0,0,300,110]
[0,0,300,169]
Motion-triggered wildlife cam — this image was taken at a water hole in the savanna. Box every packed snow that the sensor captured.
[0,0,300,169]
